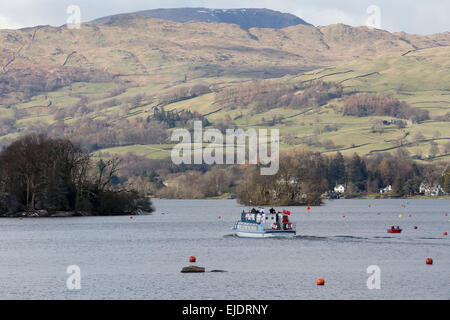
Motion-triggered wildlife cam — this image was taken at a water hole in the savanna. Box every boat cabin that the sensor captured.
[241,209,293,231]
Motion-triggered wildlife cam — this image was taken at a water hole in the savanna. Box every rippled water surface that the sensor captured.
[1,199,449,300]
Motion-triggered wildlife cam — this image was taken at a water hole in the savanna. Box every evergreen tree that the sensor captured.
[328,152,346,188]
[348,153,367,191]
[392,175,405,197]
[443,167,450,194]
[403,177,419,196]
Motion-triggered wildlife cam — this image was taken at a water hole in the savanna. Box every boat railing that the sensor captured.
[263,222,296,231]
[241,219,261,224]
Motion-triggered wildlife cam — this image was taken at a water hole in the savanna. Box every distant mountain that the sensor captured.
[90,7,312,30]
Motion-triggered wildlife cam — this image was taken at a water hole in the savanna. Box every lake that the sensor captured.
[0,199,449,300]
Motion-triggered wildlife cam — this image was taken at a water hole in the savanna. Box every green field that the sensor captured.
[91,47,450,161]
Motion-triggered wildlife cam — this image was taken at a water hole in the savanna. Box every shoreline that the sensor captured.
[347,194,450,200]
[0,210,153,218]
[2,197,448,218]
[152,195,450,200]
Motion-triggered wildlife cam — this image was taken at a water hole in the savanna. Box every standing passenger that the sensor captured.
[282,215,288,230]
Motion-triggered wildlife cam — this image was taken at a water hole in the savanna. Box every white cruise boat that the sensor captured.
[232,209,296,238]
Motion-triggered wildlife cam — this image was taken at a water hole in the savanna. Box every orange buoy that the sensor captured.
[342,215,346,218]
[408,214,412,217]
[189,256,196,263]
[444,232,448,236]
[316,278,325,286]
[426,258,433,265]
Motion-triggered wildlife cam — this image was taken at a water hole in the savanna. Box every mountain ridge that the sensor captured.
[89,7,312,30]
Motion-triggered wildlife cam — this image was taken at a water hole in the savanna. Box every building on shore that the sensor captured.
[380,185,392,194]
[334,184,345,194]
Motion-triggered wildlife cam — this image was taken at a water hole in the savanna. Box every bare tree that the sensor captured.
[96,157,122,192]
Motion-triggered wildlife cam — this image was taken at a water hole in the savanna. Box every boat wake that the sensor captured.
[223,233,237,238]
[294,235,370,242]
[293,235,450,246]
[224,233,449,245]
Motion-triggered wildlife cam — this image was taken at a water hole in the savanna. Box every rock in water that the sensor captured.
[181,266,205,273]
[210,270,227,273]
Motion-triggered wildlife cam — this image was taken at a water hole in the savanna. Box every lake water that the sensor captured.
[0,199,449,300]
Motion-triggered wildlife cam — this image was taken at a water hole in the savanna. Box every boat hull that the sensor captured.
[232,216,296,238]
[234,230,296,238]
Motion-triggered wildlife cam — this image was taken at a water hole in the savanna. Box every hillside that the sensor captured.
[91,46,449,162]
[0,11,449,164]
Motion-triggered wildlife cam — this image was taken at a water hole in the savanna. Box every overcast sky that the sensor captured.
[0,0,449,35]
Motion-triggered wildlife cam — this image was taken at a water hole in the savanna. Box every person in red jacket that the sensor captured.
[282,215,289,230]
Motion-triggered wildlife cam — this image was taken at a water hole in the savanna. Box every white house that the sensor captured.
[380,185,392,194]
[334,185,345,194]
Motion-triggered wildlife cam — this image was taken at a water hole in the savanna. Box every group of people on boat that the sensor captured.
[241,208,264,223]
[241,207,292,230]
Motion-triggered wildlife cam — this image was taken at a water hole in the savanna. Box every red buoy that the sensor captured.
[307,205,311,211]
[189,256,196,263]
[19,217,23,221]
[342,215,346,218]
[414,226,418,230]
[316,278,325,286]
[218,216,221,220]
[130,216,133,219]
[444,232,448,236]
[426,258,433,265]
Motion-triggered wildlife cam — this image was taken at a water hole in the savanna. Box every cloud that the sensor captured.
[295,7,364,27]
[0,15,24,29]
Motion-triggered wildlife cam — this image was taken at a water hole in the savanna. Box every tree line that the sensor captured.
[343,94,429,122]
[215,80,343,112]
[0,134,153,216]
[97,149,449,204]
[237,150,448,206]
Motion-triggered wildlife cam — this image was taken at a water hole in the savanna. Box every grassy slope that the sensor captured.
[95,47,450,161]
